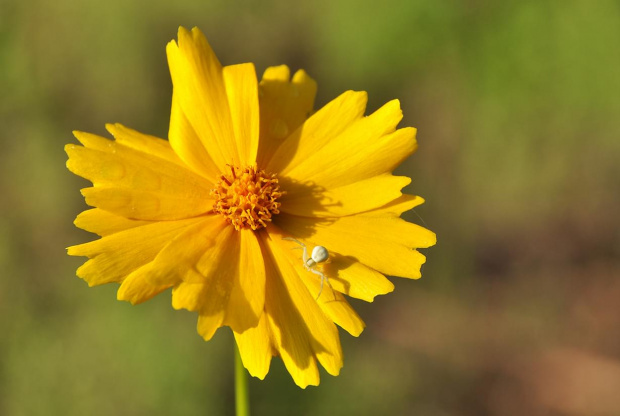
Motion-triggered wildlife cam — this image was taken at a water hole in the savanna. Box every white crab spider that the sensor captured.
[283,237,331,300]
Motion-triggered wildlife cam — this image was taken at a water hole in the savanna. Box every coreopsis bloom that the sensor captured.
[66,27,436,388]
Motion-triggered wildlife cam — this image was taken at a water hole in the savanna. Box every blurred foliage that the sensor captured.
[1,0,619,415]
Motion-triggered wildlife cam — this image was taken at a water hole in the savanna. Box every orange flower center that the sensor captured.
[211,166,284,231]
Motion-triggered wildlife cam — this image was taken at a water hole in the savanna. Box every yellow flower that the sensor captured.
[66,27,436,388]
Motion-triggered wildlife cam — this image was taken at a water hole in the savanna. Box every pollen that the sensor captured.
[211,165,284,231]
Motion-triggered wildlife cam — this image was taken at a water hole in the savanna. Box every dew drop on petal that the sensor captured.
[101,160,125,181]
[106,193,131,210]
[140,193,161,215]
[270,118,289,140]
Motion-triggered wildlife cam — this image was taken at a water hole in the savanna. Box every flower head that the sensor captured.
[66,27,436,388]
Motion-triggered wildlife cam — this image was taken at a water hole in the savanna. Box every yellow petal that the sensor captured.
[263,232,343,381]
[233,315,273,380]
[79,214,224,306]
[262,266,320,387]
[280,174,411,217]
[363,194,426,217]
[116,262,172,305]
[196,311,226,342]
[316,290,364,337]
[70,130,118,152]
[80,187,212,221]
[276,213,436,279]
[224,229,266,334]
[274,233,365,336]
[171,224,235,312]
[68,132,212,193]
[280,100,417,189]
[74,209,153,236]
[144,215,224,286]
[267,90,367,174]
[67,217,204,286]
[66,133,213,220]
[166,27,238,169]
[223,63,259,166]
[257,66,317,167]
[323,253,395,302]
[171,225,263,340]
[168,91,221,181]
[104,123,186,167]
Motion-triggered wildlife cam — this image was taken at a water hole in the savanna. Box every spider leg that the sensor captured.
[283,237,309,264]
[282,237,305,247]
[309,267,332,300]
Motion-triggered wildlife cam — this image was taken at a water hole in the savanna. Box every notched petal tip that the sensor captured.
[64,143,78,157]
[104,122,127,137]
[165,39,182,65]
[423,230,438,248]
[295,377,320,389]
[381,99,403,124]
[387,97,402,109]
[340,89,368,100]
[177,25,191,40]
[367,280,395,302]
[166,38,179,52]
[116,287,138,305]
[262,65,291,81]
[291,69,317,90]
[174,26,212,55]
[402,126,419,150]
[74,262,100,287]
[71,130,88,143]
[190,26,205,39]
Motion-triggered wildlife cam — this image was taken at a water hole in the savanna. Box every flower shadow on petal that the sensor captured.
[321,252,356,295]
[278,177,344,217]
[272,178,336,239]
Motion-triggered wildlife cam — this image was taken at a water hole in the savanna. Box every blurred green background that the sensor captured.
[2,0,619,414]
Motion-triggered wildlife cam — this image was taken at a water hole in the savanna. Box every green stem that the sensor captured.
[234,343,250,416]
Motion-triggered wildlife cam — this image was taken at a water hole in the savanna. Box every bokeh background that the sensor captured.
[1,0,619,414]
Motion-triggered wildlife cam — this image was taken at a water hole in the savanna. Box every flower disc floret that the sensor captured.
[211,165,284,231]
